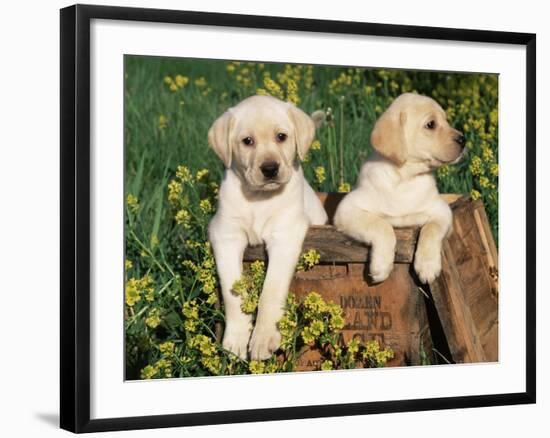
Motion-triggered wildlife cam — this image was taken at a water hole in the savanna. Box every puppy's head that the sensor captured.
[208,95,315,191]
[370,93,466,169]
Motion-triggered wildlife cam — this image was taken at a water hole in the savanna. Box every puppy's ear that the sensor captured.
[370,108,407,166]
[288,105,316,160]
[208,110,235,168]
[310,110,326,129]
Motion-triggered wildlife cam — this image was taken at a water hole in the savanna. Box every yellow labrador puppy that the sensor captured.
[334,93,466,284]
[208,95,328,360]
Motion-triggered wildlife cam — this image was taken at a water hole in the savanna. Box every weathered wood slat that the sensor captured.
[445,198,499,362]
[243,225,420,264]
[428,239,487,363]
[243,193,464,264]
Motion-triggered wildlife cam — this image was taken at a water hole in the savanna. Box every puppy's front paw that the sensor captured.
[248,322,281,361]
[414,250,442,284]
[222,322,252,360]
[369,252,394,283]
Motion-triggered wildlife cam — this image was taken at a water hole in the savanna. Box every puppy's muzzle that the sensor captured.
[260,161,279,179]
[454,133,466,149]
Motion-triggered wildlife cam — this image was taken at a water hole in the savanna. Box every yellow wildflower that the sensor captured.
[278,313,298,352]
[203,355,221,374]
[182,299,199,320]
[338,182,351,193]
[303,292,326,314]
[182,259,198,271]
[126,193,139,213]
[302,319,325,344]
[374,349,394,366]
[159,341,175,356]
[155,358,172,378]
[286,79,300,105]
[347,338,360,355]
[437,165,451,178]
[175,209,191,229]
[145,308,161,328]
[233,260,264,314]
[125,278,141,306]
[188,334,217,357]
[327,303,345,330]
[175,74,189,88]
[196,168,209,181]
[482,147,494,162]
[194,77,207,88]
[176,165,192,183]
[298,249,321,271]
[184,319,197,333]
[314,166,326,184]
[249,360,266,374]
[469,156,484,176]
[158,115,168,130]
[479,176,490,188]
[362,340,394,367]
[199,199,212,214]
[141,365,156,379]
[167,180,182,205]
[182,299,201,332]
[263,76,284,100]
[125,274,154,306]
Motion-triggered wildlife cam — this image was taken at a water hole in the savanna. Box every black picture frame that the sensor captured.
[60,4,536,433]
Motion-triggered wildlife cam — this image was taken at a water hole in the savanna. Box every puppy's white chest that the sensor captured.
[243,202,282,245]
[387,212,431,227]
[245,216,265,246]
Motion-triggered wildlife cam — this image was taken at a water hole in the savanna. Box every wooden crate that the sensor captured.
[243,193,498,369]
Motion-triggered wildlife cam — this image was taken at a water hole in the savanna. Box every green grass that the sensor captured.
[124,56,498,379]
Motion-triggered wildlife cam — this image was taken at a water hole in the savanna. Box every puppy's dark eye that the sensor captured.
[242,137,254,146]
[276,133,288,142]
[425,120,436,130]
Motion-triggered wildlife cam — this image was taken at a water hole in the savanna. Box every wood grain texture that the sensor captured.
[445,198,499,361]
[288,263,430,369]
[429,239,487,363]
[243,225,419,264]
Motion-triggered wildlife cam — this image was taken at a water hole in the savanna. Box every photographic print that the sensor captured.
[123,56,499,380]
[61,5,535,432]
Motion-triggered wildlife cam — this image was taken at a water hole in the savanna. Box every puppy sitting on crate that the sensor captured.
[334,93,466,284]
[207,95,328,360]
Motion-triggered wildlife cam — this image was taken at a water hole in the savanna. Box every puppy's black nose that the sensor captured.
[455,134,466,149]
[260,161,279,178]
